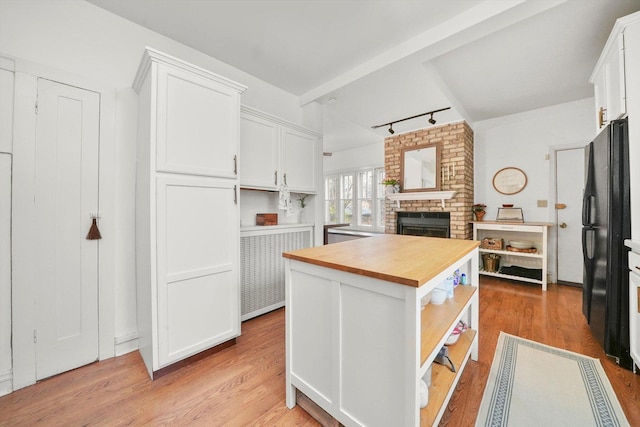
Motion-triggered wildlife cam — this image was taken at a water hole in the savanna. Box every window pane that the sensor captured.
[342,199,353,223]
[359,199,372,226]
[342,174,353,199]
[324,176,338,224]
[326,176,337,200]
[326,200,337,223]
[377,198,385,228]
[358,170,373,199]
[375,168,386,197]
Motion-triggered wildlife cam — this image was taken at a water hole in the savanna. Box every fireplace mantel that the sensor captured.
[386,191,456,208]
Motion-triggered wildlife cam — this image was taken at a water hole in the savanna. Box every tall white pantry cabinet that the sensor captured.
[133,48,247,379]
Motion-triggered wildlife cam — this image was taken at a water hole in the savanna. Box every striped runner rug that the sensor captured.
[476,332,630,427]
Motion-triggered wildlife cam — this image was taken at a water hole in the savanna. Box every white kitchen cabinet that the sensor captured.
[133,48,246,379]
[626,240,640,372]
[473,221,553,291]
[595,11,640,240]
[592,33,625,132]
[630,265,640,373]
[240,105,319,193]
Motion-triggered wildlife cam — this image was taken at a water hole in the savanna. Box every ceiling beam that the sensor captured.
[299,0,567,106]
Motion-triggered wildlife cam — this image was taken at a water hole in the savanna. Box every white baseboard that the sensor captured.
[0,369,12,397]
[114,331,138,357]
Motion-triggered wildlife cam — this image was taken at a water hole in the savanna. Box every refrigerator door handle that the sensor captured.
[582,194,594,226]
[583,226,595,260]
[582,226,594,322]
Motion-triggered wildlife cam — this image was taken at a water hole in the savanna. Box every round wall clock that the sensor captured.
[492,167,527,195]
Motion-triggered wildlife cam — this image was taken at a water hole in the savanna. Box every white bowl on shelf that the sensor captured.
[430,288,447,305]
[509,240,534,249]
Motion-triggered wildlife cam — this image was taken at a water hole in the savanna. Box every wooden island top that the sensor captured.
[283,234,479,287]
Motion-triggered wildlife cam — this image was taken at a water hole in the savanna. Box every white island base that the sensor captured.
[283,235,479,426]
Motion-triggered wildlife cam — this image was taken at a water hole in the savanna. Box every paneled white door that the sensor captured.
[33,79,100,380]
[156,175,239,367]
[556,147,585,285]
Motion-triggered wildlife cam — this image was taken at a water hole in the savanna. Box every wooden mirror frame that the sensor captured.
[400,142,441,192]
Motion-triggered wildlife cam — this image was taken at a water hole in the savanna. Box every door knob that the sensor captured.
[559,222,567,228]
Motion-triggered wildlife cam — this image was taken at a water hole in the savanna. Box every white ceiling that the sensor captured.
[87,0,640,153]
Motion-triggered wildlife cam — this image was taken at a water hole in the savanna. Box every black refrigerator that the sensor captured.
[582,117,632,370]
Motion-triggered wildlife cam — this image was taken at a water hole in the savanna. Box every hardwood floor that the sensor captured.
[1,277,639,426]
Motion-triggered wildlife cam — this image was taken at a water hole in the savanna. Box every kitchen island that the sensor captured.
[283,234,480,426]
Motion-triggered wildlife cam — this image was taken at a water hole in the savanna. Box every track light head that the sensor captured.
[428,113,436,125]
[388,124,395,134]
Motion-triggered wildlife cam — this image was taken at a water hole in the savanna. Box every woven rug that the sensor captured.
[476,332,630,427]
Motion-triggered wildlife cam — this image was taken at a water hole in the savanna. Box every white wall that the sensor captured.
[0,0,320,362]
[323,141,385,174]
[473,98,595,221]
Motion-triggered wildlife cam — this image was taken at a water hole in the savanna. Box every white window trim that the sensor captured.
[324,166,385,232]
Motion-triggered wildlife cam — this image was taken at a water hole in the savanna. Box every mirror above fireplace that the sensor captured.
[400,142,441,192]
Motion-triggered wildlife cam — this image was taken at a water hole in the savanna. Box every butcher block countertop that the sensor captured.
[283,234,479,287]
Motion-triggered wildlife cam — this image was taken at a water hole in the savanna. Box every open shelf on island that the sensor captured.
[421,329,476,426]
[420,285,476,366]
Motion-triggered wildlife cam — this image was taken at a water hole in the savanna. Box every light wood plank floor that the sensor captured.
[1,277,639,426]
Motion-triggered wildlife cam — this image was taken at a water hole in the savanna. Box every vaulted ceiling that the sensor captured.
[87,0,640,152]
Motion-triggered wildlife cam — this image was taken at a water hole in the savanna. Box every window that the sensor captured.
[325,167,385,231]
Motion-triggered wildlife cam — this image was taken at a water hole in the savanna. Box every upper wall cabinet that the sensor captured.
[240,105,320,193]
[136,49,246,178]
[597,11,640,239]
[592,29,627,132]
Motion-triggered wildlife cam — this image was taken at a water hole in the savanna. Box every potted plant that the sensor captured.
[472,203,487,221]
[297,194,309,223]
[382,178,400,194]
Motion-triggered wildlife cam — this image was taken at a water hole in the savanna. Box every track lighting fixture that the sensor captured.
[372,107,450,134]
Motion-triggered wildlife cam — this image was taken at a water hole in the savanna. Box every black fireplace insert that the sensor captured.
[396,212,450,238]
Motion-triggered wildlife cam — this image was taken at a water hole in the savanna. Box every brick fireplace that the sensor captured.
[384,121,474,239]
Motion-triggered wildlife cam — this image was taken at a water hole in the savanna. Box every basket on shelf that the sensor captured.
[481,237,503,250]
[482,253,501,273]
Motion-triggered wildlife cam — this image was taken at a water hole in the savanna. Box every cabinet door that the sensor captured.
[604,34,626,122]
[281,126,317,193]
[594,34,626,131]
[156,175,240,367]
[239,113,279,190]
[156,63,240,178]
[630,270,640,369]
[593,66,607,131]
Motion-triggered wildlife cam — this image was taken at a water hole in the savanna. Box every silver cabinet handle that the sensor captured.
[233,155,237,175]
[274,171,278,185]
[284,173,287,185]
[233,185,237,205]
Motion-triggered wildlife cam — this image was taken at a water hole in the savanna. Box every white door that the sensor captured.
[556,147,585,285]
[33,79,100,380]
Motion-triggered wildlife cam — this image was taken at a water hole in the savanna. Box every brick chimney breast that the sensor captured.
[384,121,474,240]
